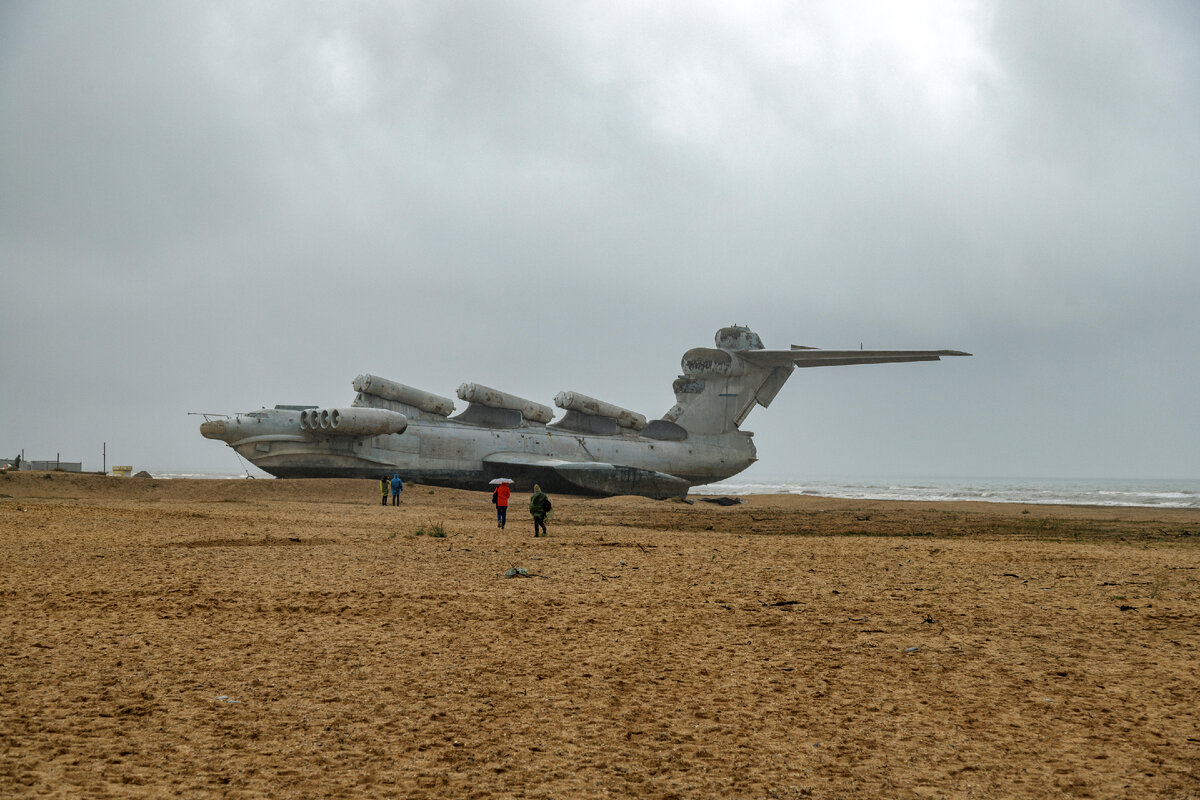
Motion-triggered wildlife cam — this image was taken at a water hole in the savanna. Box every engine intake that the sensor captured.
[299,407,408,436]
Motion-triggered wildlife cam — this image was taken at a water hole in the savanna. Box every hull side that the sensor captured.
[229,416,755,498]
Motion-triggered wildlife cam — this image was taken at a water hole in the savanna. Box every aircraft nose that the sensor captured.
[200,419,230,441]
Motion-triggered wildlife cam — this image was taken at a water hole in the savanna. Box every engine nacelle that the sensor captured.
[352,374,455,417]
[457,383,554,424]
[554,391,647,431]
[299,407,408,436]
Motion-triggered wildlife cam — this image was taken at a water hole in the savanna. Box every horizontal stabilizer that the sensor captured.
[741,348,970,369]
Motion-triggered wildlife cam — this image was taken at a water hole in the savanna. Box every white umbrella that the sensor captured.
[488,477,514,485]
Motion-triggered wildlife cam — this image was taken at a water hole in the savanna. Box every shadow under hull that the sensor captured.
[257,463,719,499]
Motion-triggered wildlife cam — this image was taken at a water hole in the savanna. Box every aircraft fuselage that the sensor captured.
[200,325,968,498]
[206,407,756,497]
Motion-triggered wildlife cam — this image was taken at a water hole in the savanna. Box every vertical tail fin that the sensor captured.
[661,326,792,435]
[661,325,970,435]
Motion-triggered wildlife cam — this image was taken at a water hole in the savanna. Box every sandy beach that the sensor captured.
[1,471,1198,799]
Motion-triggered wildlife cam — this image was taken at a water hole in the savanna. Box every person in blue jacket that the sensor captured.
[390,473,403,506]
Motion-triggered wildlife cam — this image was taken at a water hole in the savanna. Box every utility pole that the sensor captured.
[103,442,106,475]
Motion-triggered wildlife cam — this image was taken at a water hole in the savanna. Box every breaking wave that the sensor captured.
[692,476,1200,508]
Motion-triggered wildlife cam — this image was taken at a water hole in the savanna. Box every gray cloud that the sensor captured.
[2,0,1196,479]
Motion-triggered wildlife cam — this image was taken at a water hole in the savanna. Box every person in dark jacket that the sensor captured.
[380,475,389,506]
[390,474,403,506]
[529,484,551,537]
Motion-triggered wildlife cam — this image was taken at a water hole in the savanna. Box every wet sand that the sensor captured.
[2,471,1198,798]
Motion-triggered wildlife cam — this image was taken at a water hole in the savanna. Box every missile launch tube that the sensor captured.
[457,383,554,424]
[352,374,455,416]
[554,391,648,430]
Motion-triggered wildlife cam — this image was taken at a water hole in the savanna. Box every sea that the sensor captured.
[151,471,1199,509]
[692,476,1200,509]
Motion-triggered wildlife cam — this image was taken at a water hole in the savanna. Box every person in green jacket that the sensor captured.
[529,484,551,537]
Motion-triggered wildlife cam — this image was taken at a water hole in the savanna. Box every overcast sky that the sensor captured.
[2,1,1198,480]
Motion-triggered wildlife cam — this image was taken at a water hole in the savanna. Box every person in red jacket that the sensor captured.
[491,482,511,529]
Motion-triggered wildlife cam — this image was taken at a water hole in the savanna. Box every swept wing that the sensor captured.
[483,453,691,499]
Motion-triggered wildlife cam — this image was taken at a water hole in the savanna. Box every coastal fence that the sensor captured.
[19,459,83,472]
